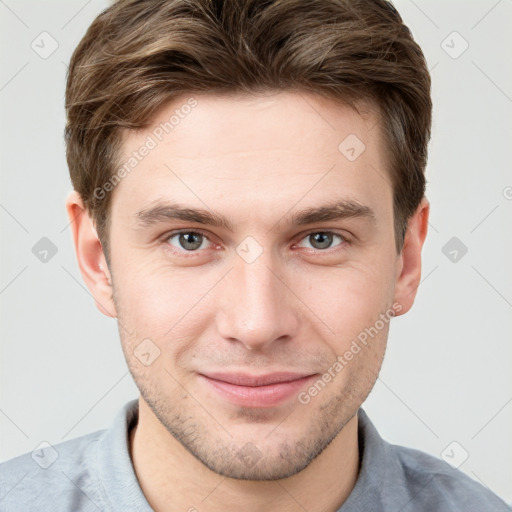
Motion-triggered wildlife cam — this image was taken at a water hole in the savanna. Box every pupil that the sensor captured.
[180,233,202,250]
[311,232,332,249]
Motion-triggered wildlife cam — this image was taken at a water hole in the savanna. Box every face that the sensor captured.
[94,91,410,480]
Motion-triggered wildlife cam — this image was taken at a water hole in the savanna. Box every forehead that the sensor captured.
[110,90,391,229]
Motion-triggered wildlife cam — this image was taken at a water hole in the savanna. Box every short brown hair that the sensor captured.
[65,0,432,265]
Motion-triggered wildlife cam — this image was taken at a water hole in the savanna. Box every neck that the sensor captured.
[129,397,360,512]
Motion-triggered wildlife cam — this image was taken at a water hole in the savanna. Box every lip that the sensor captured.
[198,372,318,408]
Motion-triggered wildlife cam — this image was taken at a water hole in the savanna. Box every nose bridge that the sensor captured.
[216,248,298,350]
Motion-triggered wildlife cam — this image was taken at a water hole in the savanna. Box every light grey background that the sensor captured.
[1,0,511,505]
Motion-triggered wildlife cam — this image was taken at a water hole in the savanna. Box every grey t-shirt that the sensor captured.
[0,399,509,511]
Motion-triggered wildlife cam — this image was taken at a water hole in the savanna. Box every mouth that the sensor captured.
[198,371,318,408]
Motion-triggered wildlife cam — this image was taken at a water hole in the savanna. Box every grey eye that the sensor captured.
[298,232,343,250]
[168,232,208,251]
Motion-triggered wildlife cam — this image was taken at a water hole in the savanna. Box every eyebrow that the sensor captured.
[133,198,376,231]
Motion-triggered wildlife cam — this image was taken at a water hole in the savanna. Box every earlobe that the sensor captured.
[65,190,117,318]
[392,197,430,316]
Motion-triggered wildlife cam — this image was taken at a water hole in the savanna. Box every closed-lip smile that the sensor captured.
[198,371,318,407]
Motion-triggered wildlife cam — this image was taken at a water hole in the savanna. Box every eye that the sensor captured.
[296,231,346,251]
[166,231,213,252]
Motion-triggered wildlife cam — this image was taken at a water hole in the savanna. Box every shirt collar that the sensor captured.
[96,398,153,511]
[95,400,401,511]
[336,407,405,511]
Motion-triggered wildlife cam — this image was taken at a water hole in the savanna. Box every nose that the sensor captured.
[215,250,300,352]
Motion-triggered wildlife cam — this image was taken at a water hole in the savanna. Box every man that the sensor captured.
[0,0,509,510]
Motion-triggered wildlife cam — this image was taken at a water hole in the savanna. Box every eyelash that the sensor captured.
[161,229,351,257]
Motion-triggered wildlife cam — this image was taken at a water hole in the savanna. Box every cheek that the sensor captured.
[296,261,394,342]
[113,263,217,355]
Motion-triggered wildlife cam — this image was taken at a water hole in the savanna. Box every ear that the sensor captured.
[393,197,430,316]
[65,190,117,318]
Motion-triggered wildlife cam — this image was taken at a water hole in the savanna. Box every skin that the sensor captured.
[66,90,429,512]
